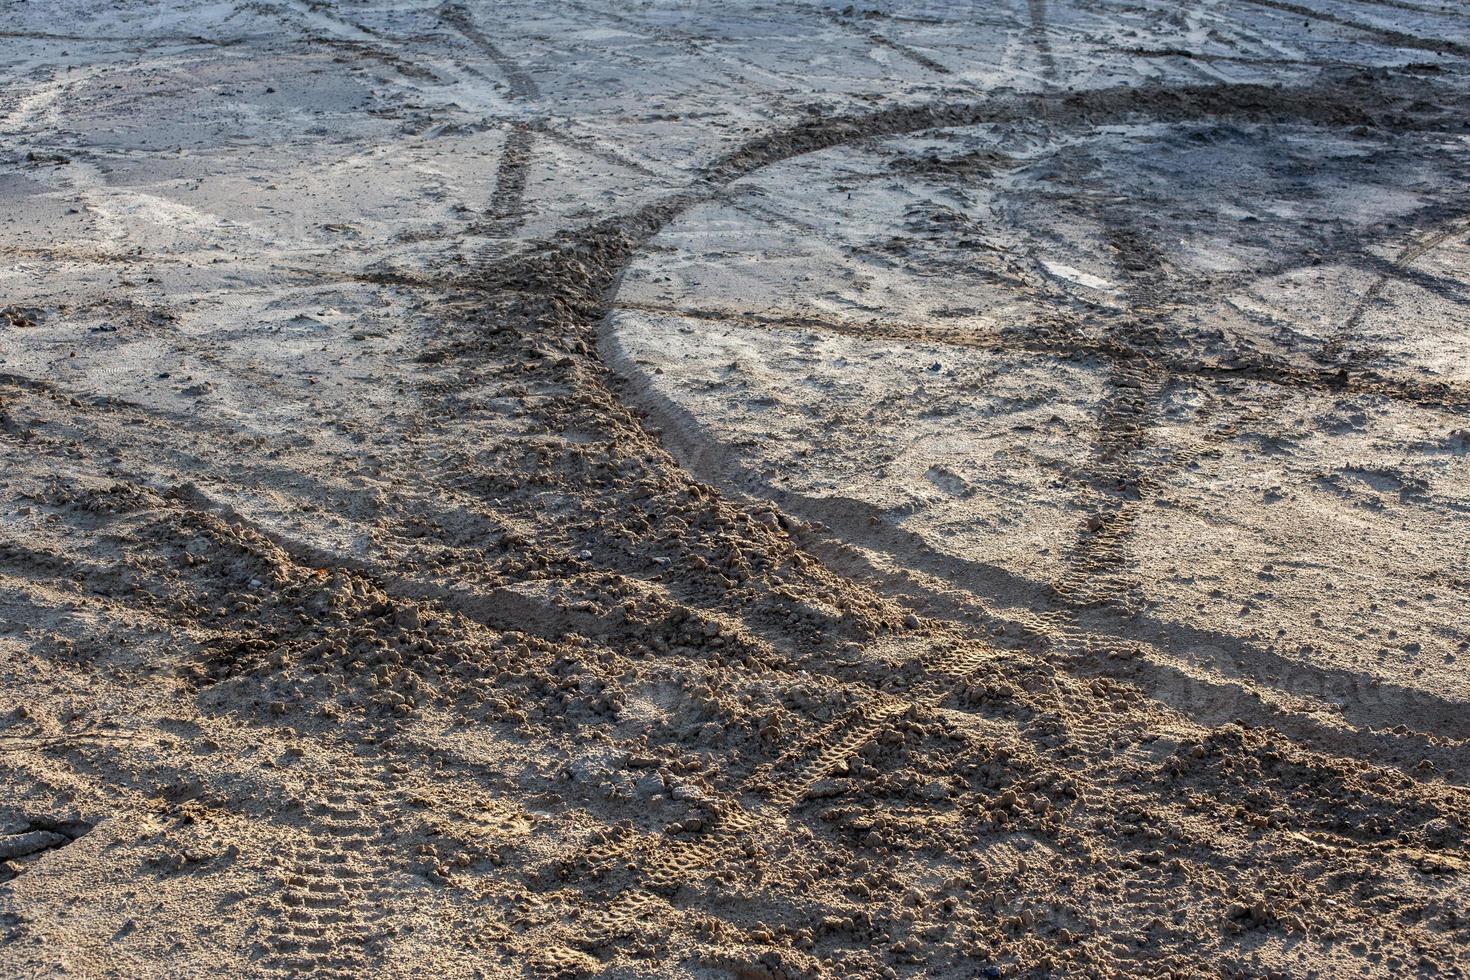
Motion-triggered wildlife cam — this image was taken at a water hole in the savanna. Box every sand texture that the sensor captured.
[2,0,1469,976]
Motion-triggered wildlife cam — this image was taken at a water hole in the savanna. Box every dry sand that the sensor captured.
[2,0,1469,976]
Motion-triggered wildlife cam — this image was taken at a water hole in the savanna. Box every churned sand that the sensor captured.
[2,0,1468,976]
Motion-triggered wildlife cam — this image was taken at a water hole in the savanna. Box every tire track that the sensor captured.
[546,76,1470,963]
[9,63,1468,976]
[599,78,1470,787]
[1233,0,1470,56]
[824,10,955,77]
[437,3,540,101]
[438,3,540,237]
[865,32,953,76]
[530,121,664,179]
[1347,0,1470,17]
[1329,213,1470,361]
[0,29,241,45]
[1026,0,1059,80]
[1047,221,1175,615]
[556,0,807,117]
[481,123,535,235]
[566,636,1014,952]
[263,775,387,978]
[611,299,1470,411]
[265,0,440,82]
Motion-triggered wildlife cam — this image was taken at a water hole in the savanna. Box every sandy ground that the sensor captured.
[2,0,1469,977]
